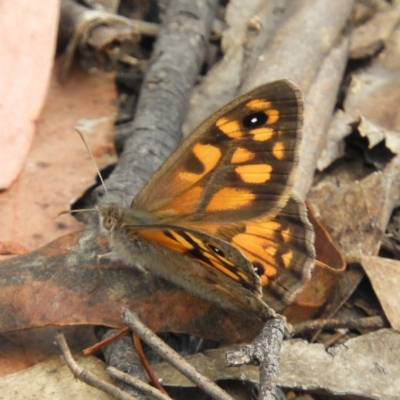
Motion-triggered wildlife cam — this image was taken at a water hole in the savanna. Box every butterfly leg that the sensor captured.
[96,251,120,264]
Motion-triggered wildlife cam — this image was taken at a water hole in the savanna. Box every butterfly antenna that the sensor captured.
[76,128,110,201]
[57,208,98,217]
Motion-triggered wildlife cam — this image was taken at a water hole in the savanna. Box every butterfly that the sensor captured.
[99,80,315,321]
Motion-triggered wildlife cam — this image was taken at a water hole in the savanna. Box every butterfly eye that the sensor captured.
[103,216,115,230]
[207,244,225,258]
[243,111,267,128]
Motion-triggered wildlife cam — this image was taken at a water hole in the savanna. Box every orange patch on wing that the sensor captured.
[216,118,242,138]
[191,222,219,236]
[245,221,281,240]
[235,236,278,278]
[192,143,221,167]
[249,127,274,141]
[211,263,242,281]
[179,143,221,183]
[206,188,255,211]
[272,142,285,159]
[140,230,187,254]
[235,164,272,183]
[231,147,254,163]
[282,251,293,268]
[167,186,203,214]
[281,227,290,242]
[246,99,271,110]
[266,109,279,124]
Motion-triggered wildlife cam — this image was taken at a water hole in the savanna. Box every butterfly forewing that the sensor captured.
[133,80,303,223]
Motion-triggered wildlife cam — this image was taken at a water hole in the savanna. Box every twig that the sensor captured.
[226,317,285,400]
[121,308,235,400]
[322,330,346,347]
[108,366,172,400]
[55,332,138,400]
[291,315,387,336]
[133,334,168,394]
[96,0,219,206]
[254,318,285,400]
[99,329,149,399]
[82,327,130,355]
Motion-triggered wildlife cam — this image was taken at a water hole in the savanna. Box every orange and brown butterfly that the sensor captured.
[100,80,315,321]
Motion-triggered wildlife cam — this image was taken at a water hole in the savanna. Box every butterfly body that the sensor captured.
[100,80,315,320]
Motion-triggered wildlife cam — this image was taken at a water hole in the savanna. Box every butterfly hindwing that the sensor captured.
[214,196,315,311]
[123,224,262,296]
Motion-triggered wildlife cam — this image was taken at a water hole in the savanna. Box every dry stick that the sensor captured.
[98,0,220,205]
[122,309,235,400]
[227,318,285,400]
[91,0,220,396]
[82,327,130,355]
[55,332,139,400]
[100,329,150,400]
[322,331,346,347]
[254,318,285,400]
[133,334,169,395]
[292,315,387,336]
[108,367,172,400]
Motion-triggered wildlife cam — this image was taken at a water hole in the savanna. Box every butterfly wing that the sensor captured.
[133,80,303,223]
[114,80,315,308]
[214,196,315,311]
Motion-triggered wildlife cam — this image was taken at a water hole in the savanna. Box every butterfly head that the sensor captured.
[99,204,124,232]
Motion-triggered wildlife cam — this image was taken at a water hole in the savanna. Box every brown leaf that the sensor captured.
[0,326,96,376]
[0,65,117,252]
[0,0,60,188]
[350,0,400,59]
[360,255,400,331]
[309,156,400,258]
[0,354,112,399]
[345,20,400,133]
[284,202,346,323]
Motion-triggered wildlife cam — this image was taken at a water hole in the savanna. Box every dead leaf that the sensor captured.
[0,1,60,188]
[360,255,400,331]
[0,354,112,400]
[0,65,116,252]
[284,203,346,324]
[350,0,400,59]
[345,20,400,133]
[358,116,400,154]
[317,110,354,171]
[309,156,400,258]
[0,326,96,376]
